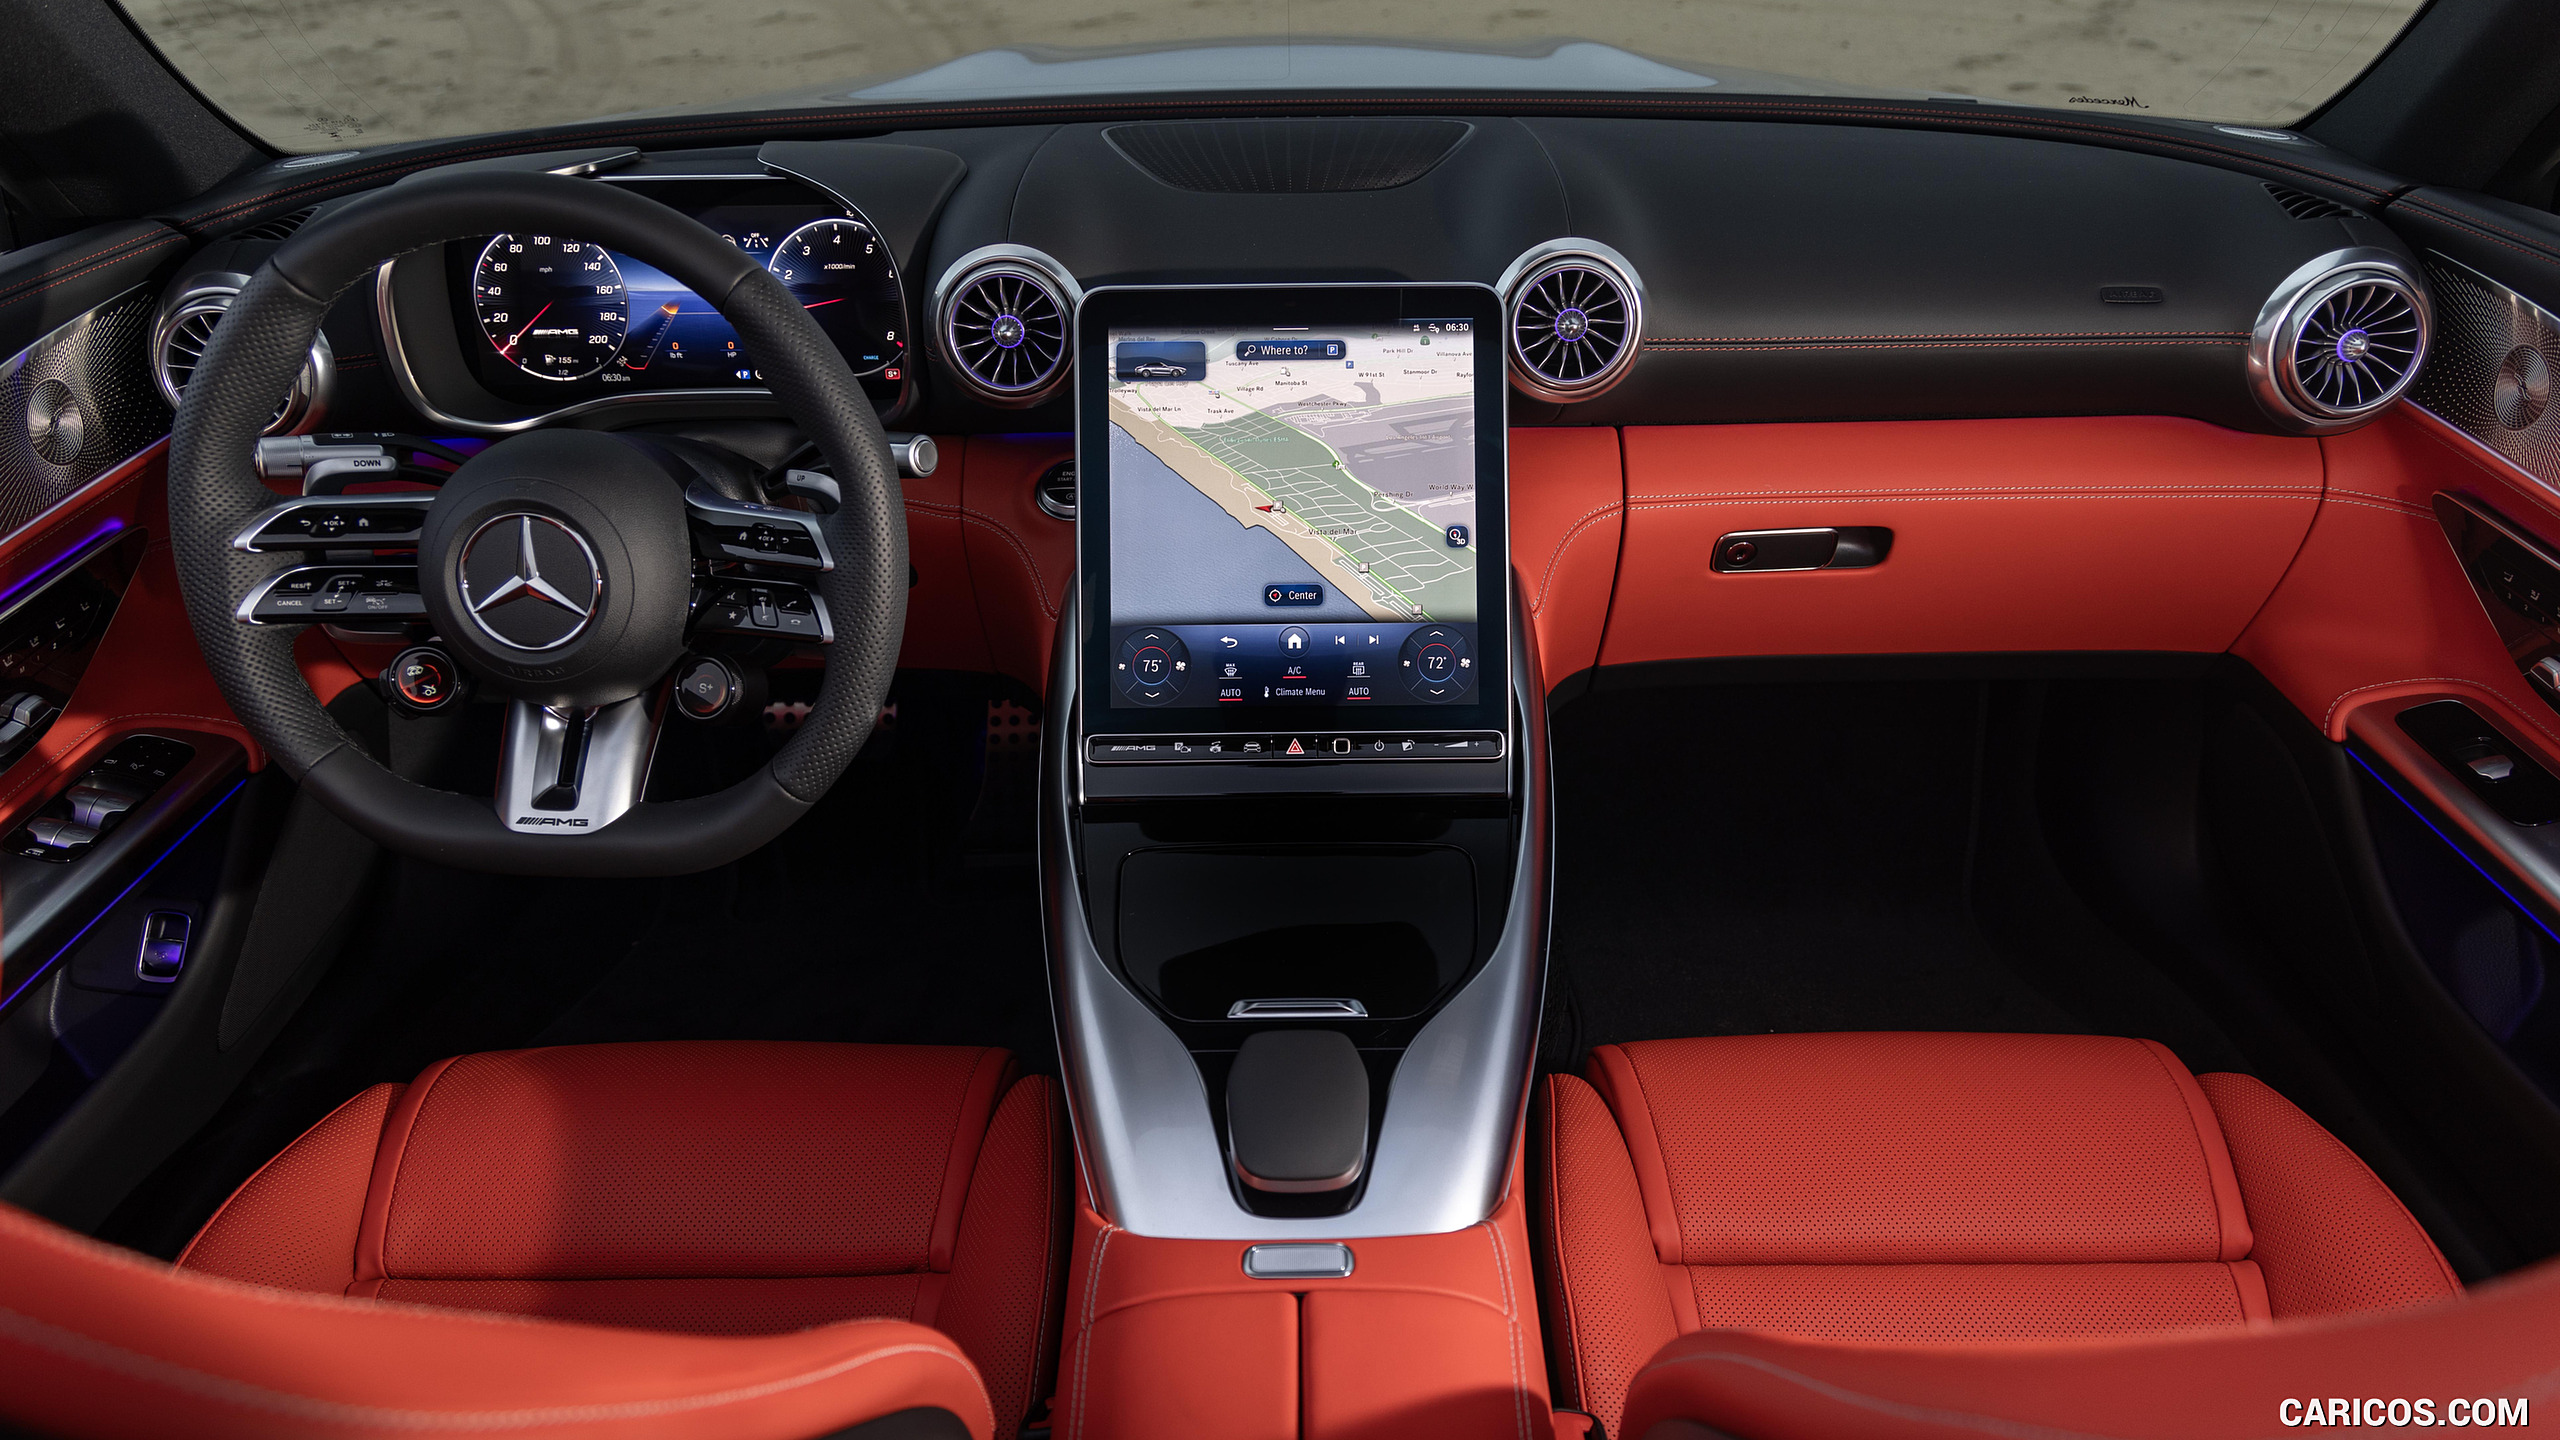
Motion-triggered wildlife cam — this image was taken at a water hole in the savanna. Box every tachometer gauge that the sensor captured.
[766,217,907,377]
[472,235,628,380]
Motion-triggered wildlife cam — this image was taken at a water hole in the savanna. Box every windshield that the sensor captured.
[121,0,2429,154]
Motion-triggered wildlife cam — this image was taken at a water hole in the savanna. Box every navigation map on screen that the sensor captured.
[1106,321,1478,629]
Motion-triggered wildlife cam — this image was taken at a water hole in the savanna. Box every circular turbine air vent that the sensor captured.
[1498,239,1645,403]
[932,246,1080,408]
[153,277,332,435]
[2250,249,2431,433]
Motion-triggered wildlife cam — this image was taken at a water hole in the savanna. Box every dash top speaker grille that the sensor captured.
[1107,119,1470,194]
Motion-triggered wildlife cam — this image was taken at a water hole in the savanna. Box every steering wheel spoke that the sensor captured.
[496,695,661,834]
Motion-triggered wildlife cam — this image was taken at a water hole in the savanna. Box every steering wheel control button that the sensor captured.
[1086,730,1505,763]
[7,734,192,863]
[674,655,744,721]
[1398,625,1473,702]
[691,582,834,643]
[240,565,424,625]
[384,647,463,712]
[459,513,603,652]
[1114,628,1190,706]
[684,483,833,570]
[233,494,432,552]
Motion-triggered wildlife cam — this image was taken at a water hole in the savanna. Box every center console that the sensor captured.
[1042,283,1559,1431]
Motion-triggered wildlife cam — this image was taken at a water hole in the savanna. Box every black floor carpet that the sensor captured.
[1543,676,2250,1076]
[101,673,1051,1258]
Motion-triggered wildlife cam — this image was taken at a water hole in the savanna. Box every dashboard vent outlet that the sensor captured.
[153,278,331,435]
[2250,248,2430,433]
[1106,119,1470,194]
[228,205,321,244]
[931,246,1079,408]
[1498,239,1645,403]
[2264,184,2360,222]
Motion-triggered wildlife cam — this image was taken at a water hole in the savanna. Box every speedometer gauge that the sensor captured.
[766,218,907,377]
[472,235,628,380]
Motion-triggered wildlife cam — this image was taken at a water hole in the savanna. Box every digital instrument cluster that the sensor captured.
[448,177,908,406]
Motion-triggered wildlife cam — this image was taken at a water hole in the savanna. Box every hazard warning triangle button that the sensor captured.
[1285,738,1305,755]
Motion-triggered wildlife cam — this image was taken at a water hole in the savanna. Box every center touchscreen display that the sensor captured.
[1077,284,1507,745]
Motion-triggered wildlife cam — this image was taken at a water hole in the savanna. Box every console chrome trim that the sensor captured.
[1226,997,1370,1020]
[1042,584,1549,1239]
[1242,1243,1355,1279]
[496,695,659,834]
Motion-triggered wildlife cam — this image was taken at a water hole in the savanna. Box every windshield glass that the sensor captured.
[121,0,2428,153]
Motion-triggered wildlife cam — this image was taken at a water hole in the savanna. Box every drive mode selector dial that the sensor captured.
[1115,628,1189,705]
[1399,625,1472,702]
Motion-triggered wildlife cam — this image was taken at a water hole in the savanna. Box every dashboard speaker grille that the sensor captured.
[2411,256,2560,488]
[940,261,1070,405]
[1501,242,1644,403]
[1107,120,1470,194]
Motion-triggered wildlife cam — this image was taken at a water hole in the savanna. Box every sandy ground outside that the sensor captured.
[124,0,2422,152]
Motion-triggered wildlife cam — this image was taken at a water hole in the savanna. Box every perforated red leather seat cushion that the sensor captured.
[179,1041,1065,1440]
[1533,1033,2460,1439]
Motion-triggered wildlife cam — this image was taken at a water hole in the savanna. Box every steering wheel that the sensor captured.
[167,170,908,876]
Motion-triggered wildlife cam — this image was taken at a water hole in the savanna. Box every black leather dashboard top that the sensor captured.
[87,102,2449,438]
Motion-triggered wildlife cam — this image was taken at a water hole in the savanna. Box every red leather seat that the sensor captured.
[1534,1032,2463,1439]
[174,1041,1065,1440]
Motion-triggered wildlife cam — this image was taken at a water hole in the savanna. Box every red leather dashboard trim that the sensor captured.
[1510,427,1625,683]
[900,436,1000,676]
[955,438,1074,696]
[1605,417,2323,665]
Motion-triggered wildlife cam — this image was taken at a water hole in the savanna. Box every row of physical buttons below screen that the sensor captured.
[1086,731,1504,763]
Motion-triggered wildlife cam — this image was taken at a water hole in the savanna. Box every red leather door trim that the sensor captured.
[1606,417,2323,665]
[2234,406,2560,742]
[0,446,257,838]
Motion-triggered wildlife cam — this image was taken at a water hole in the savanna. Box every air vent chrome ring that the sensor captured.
[154,276,332,435]
[931,245,1080,408]
[1497,239,1645,403]
[2249,247,2431,434]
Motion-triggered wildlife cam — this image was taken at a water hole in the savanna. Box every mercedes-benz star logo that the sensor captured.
[458,513,602,652]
